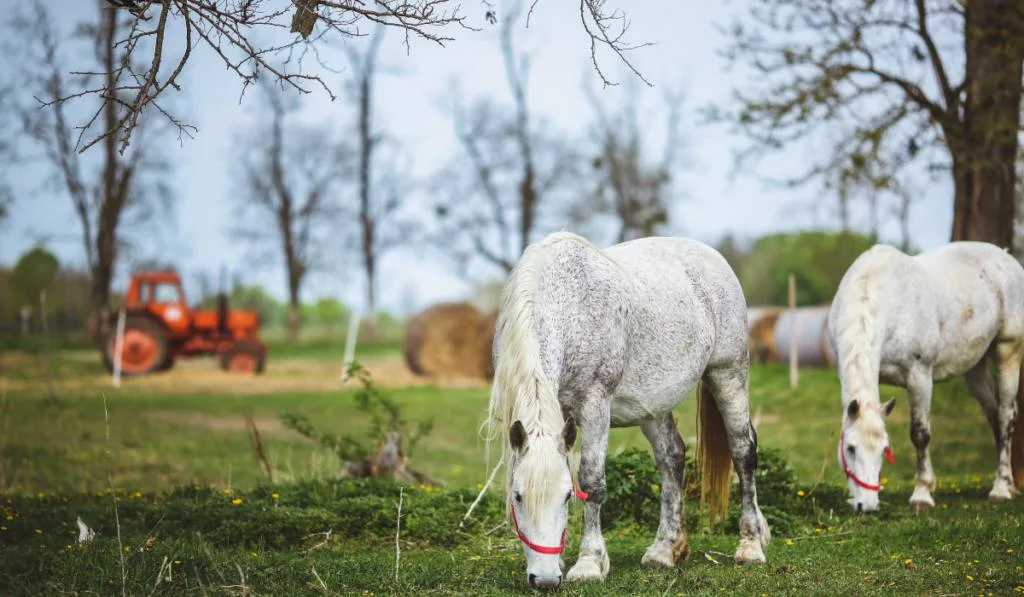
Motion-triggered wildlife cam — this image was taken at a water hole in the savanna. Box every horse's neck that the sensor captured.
[835,286,884,408]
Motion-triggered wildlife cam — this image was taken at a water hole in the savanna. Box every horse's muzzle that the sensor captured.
[529,573,562,590]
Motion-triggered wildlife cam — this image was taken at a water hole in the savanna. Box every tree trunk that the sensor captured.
[951,0,1024,247]
[357,58,378,341]
[89,2,121,343]
[286,295,301,342]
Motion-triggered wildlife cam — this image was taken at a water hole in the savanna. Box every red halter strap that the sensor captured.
[840,434,894,492]
[510,484,589,554]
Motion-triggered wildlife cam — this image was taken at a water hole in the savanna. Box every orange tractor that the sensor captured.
[100,271,268,376]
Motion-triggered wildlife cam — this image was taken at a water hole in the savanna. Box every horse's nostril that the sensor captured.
[856,502,864,514]
[528,573,537,588]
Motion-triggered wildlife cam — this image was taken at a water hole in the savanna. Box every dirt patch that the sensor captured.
[143,411,292,436]
[2,351,491,396]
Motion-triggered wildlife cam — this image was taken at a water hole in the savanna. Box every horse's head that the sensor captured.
[838,397,896,513]
[506,417,578,590]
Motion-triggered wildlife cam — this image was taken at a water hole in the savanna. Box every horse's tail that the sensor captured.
[696,379,732,526]
[1012,362,1024,489]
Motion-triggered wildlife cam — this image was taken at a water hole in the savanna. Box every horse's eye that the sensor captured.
[847,445,856,456]
[514,492,523,504]
[564,491,572,503]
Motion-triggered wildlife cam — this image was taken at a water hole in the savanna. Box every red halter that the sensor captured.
[511,486,589,554]
[840,434,894,491]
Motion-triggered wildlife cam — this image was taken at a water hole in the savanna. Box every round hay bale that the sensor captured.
[403,302,495,380]
[747,307,784,364]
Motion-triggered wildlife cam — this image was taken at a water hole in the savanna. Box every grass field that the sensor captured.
[1,344,1023,594]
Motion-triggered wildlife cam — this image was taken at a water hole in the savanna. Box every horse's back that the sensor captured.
[834,241,1024,381]
[602,237,749,423]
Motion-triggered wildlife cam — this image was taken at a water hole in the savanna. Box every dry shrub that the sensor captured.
[403,302,495,381]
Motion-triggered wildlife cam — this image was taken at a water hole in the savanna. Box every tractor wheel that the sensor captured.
[220,341,266,375]
[101,316,169,376]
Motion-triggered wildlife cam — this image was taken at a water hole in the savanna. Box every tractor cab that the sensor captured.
[124,271,192,334]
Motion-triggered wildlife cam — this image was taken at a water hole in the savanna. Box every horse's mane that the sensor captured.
[484,232,598,505]
[835,248,898,410]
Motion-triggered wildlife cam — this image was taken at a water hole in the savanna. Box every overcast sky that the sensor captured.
[0,0,955,315]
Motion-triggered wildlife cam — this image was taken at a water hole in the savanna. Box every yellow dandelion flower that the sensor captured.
[232,497,243,505]
[223,488,233,495]
[904,559,912,565]
[271,493,280,500]
[881,477,888,485]
[785,539,794,545]
[967,575,974,581]
[174,560,181,565]
[35,529,42,534]
[36,492,44,498]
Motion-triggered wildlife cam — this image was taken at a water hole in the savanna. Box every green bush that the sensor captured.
[599,445,852,537]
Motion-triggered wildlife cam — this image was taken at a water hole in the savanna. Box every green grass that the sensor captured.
[1,352,1023,594]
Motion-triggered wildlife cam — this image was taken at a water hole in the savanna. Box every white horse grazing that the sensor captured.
[828,241,1024,514]
[485,232,770,589]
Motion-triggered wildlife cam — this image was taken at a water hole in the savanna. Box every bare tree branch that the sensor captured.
[41,0,651,154]
[430,0,581,278]
[12,0,176,339]
[230,79,348,340]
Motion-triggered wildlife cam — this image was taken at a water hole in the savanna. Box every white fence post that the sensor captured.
[112,308,126,388]
[341,311,362,380]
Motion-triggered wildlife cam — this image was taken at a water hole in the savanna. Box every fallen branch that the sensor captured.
[339,430,443,486]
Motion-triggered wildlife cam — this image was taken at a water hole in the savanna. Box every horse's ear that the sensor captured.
[509,420,527,452]
[847,399,860,420]
[562,416,577,450]
[882,397,896,417]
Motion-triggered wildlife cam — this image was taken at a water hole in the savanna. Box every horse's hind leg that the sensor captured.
[638,412,689,568]
[990,341,1023,500]
[704,365,770,564]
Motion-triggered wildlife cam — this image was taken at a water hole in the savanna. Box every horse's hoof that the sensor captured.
[566,555,608,582]
[909,500,933,515]
[641,544,677,568]
[733,540,767,565]
[909,487,934,514]
[988,480,1014,502]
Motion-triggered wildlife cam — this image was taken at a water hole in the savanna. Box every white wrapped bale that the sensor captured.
[771,306,836,368]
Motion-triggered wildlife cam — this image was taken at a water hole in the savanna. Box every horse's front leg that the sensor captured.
[906,369,937,513]
[566,396,611,583]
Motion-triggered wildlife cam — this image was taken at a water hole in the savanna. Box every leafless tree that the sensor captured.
[712,0,1024,248]
[231,81,347,341]
[431,0,579,276]
[12,0,173,340]
[52,0,650,154]
[567,77,686,244]
[0,85,15,223]
[340,26,413,330]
